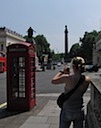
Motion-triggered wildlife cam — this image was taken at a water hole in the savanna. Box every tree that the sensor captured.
[69,30,100,63]
[79,30,99,63]
[34,35,51,63]
[52,53,61,61]
[69,43,81,58]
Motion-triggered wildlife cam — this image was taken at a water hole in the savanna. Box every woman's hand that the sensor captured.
[62,65,70,74]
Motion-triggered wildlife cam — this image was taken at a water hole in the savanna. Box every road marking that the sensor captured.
[0,102,7,108]
[36,93,61,97]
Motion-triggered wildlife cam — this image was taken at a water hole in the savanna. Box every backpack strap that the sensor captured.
[64,75,85,100]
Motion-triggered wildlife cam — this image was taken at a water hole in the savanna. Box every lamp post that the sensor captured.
[47,51,52,70]
[41,50,46,71]
[64,25,68,63]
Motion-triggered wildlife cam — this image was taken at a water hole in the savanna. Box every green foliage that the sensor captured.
[52,53,63,61]
[34,35,50,61]
[69,43,81,57]
[79,30,99,63]
[24,30,100,64]
[24,34,53,63]
[35,35,50,52]
[69,30,99,63]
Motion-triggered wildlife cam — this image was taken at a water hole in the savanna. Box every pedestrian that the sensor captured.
[51,57,90,128]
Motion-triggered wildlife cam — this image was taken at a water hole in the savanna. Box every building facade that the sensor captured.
[93,32,101,67]
[0,27,25,52]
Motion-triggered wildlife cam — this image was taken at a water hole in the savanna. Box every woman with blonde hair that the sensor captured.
[51,57,90,128]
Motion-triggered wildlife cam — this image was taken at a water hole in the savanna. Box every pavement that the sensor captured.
[0,92,90,128]
[1,67,101,128]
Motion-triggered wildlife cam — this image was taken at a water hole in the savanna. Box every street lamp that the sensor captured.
[41,50,46,71]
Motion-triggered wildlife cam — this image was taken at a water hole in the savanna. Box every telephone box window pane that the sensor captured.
[30,57,35,99]
[13,92,18,98]
[12,57,19,98]
[18,57,25,98]
[19,93,25,97]
[11,57,26,98]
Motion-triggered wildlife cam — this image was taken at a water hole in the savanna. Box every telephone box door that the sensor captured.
[7,42,36,111]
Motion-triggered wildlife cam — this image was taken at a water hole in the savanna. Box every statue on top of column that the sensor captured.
[26,27,36,45]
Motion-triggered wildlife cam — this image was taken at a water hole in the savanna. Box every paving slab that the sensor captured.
[19,100,74,128]
[38,100,60,117]
[25,116,48,123]
[20,123,50,128]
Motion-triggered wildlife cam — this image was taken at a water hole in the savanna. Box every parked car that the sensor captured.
[57,62,62,67]
[85,65,99,72]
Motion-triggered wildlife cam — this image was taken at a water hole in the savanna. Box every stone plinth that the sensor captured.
[86,77,101,128]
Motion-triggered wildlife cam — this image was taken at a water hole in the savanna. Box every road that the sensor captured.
[0,72,6,104]
[36,66,64,94]
[0,65,99,105]
[0,66,64,105]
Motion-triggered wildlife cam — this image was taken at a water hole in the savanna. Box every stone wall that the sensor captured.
[86,81,101,128]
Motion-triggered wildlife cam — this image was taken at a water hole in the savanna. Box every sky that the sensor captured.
[0,0,101,53]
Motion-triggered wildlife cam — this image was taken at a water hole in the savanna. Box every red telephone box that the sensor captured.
[7,42,36,111]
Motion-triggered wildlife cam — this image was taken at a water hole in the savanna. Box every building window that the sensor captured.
[1,44,3,51]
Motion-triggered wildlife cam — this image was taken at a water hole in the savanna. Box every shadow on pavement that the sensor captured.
[0,107,25,119]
